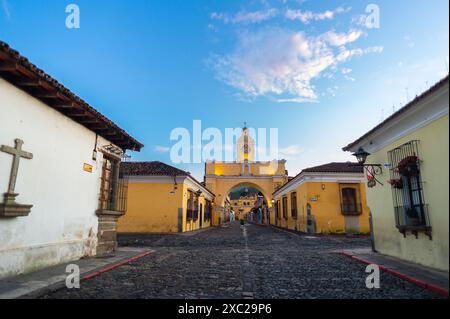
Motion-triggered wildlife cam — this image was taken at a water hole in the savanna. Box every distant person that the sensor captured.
[257,207,263,224]
[230,209,236,222]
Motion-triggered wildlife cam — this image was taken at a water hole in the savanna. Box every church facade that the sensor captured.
[0,41,142,279]
[204,126,288,225]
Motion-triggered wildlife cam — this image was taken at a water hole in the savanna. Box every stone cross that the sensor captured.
[1,139,33,200]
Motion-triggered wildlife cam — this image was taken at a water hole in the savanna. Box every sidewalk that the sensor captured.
[0,247,153,299]
[339,248,449,297]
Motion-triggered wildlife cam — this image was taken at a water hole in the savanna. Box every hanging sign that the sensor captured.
[367,166,376,188]
[83,163,93,173]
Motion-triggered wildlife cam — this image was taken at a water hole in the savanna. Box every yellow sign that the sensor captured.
[83,163,93,173]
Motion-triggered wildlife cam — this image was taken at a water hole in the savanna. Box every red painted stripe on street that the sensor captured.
[339,251,449,298]
[82,251,153,281]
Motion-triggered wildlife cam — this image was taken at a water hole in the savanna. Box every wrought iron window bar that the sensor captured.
[387,140,432,240]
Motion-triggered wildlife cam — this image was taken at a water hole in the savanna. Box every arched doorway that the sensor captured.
[221,182,272,208]
[226,183,270,224]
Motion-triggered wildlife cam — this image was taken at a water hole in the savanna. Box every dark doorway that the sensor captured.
[199,204,203,228]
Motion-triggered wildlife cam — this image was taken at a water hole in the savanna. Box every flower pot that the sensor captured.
[388,179,403,189]
[399,164,419,177]
[397,156,420,177]
[409,217,421,226]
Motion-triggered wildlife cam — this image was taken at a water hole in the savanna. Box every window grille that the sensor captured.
[282,197,288,219]
[291,192,298,219]
[340,187,362,215]
[387,140,431,239]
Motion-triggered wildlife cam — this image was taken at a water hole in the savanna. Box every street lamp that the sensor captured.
[352,147,371,165]
[351,147,384,186]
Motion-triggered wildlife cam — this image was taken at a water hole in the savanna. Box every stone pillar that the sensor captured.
[96,210,124,256]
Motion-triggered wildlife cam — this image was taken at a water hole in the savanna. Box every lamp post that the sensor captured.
[352,147,384,186]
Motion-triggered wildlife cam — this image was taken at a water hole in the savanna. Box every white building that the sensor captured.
[0,41,143,279]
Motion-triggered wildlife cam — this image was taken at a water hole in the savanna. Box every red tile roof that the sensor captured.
[343,75,449,152]
[120,161,189,176]
[302,162,363,173]
[0,41,143,151]
[273,162,363,195]
[121,161,215,197]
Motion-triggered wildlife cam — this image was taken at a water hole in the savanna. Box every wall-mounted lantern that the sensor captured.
[352,147,384,186]
[169,175,178,194]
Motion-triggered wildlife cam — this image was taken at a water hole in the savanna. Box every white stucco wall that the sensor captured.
[0,78,115,279]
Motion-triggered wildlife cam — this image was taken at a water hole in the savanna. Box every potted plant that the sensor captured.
[397,156,420,177]
[388,178,403,189]
[405,207,420,226]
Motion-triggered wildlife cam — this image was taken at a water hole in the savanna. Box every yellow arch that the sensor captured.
[221,181,273,208]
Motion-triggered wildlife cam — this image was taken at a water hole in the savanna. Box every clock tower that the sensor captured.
[237,124,256,176]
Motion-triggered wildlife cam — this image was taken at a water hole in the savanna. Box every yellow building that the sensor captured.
[231,194,257,219]
[343,76,449,271]
[118,161,215,233]
[273,163,370,234]
[205,126,288,222]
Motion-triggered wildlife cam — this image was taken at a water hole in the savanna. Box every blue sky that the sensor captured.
[1,0,448,179]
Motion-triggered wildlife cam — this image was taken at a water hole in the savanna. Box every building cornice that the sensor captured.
[205,174,285,180]
[205,160,287,164]
[273,172,364,198]
[126,175,214,199]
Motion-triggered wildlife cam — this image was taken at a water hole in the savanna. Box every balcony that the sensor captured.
[340,203,362,216]
[394,205,432,239]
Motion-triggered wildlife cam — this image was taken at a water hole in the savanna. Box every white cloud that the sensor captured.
[351,14,367,27]
[404,35,415,48]
[207,24,219,33]
[341,67,352,74]
[211,8,278,25]
[2,0,10,18]
[208,28,383,103]
[279,145,304,157]
[154,145,170,153]
[285,7,350,24]
[323,29,364,47]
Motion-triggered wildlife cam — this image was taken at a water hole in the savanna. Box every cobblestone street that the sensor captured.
[43,223,442,299]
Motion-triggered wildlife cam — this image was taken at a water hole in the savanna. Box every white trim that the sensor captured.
[205,175,285,180]
[185,176,215,200]
[273,172,364,197]
[346,83,449,153]
[125,175,214,199]
[126,175,187,184]
[205,160,286,164]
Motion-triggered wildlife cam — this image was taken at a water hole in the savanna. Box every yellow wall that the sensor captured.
[118,182,182,233]
[182,183,212,232]
[118,180,213,233]
[205,161,287,177]
[274,181,370,234]
[365,115,449,271]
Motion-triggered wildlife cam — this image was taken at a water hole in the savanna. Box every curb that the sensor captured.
[83,250,154,280]
[339,251,449,298]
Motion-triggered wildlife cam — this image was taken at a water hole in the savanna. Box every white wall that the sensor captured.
[0,78,114,278]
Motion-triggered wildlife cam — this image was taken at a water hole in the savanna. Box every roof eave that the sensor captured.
[0,41,144,152]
